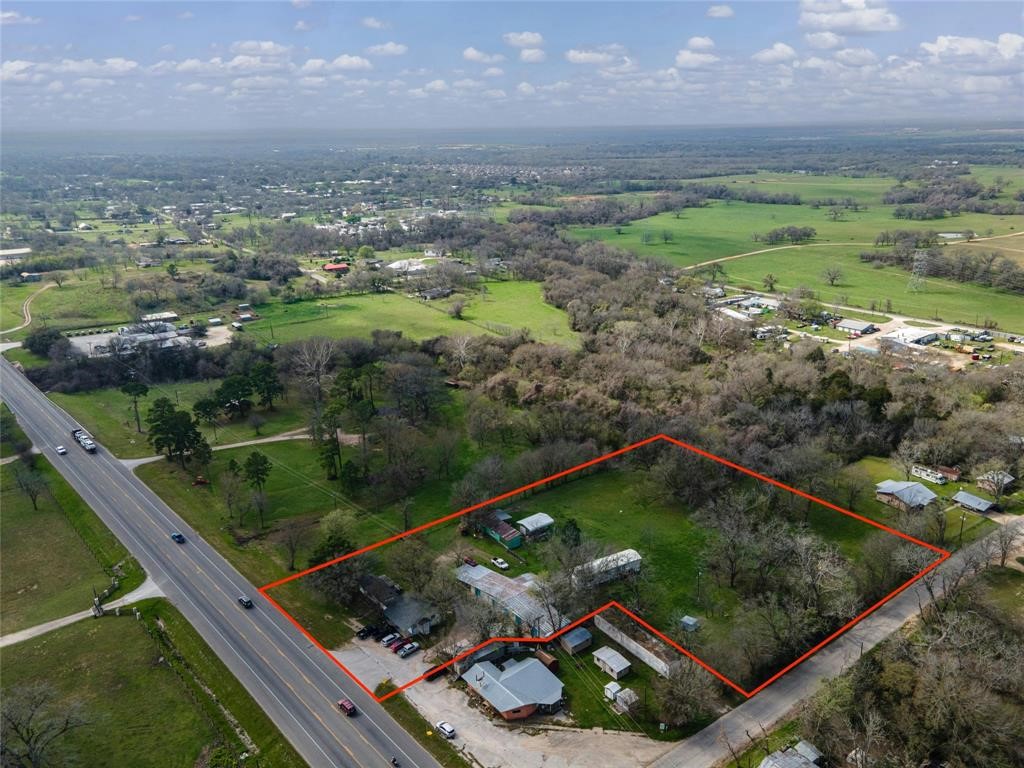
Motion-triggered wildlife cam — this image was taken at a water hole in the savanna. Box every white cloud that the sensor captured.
[706,5,734,18]
[1,60,40,83]
[231,40,291,56]
[367,42,407,56]
[921,33,1024,63]
[298,76,326,88]
[483,66,504,77]
[687,36,715,52]
[834,47,877,66]
[503,31,544,48]
[51,57,139,76]
[361,17,389,30]
[752,42,797,64]
[123,15,143,23]
[516,82,536,95]
[798,0,900,34]
[674,49,719,68]
[45,80,64,93]
[424,78,448,92]
[329,54,372,71]
[231,76,288,90]
[177,11,194,21]
[74,77,116,89]
[1,10,42,25]
[294,20,311,32]
[805,31,844,49]
[463,47,504,64]
[520,48,546,63]
[453,78,482,89]
[483,88,506,99]
[566,49,616,65]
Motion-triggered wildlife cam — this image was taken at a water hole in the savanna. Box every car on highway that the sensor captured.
[337,698,357,716]
[397,642,420,658]
[170,532,186,544]
[491,557,510,570]
[55,445,67,455]
[435,721,456,740]
[380,632,401,647]
[237,596,254,609]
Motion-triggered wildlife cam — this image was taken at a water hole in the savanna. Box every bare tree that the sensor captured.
[220,470,247,526]
[13,464,48,511]
[994,522,1024,568]
[893,438,922,480]
[822,265,844,286]
[280,519,312,571]
[293,337,337,414]
[0,683,87,767]
[654,662,715,727]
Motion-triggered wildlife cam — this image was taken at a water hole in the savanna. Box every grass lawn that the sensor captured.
[374,681,471,768]
[979,566,1024,622]
[723,720,801,768]
[50,381,309,459]
[0,611,219,768]
[246,280,577,347]
[0,457,143,634]
[2,346,50,370]
[0,280,34,331]
[9,276,134,339]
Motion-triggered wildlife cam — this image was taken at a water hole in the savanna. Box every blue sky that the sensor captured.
[2,1,1021,130]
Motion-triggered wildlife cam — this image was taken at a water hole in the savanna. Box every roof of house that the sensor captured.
[483,512,522,544]
[384,594,437,631]
[876,480,937,508]
[574,549,642,577]
[757,749,818,768]
[461,658,563,713]
[952,490,994,513]
[836,318,875,332]
[593,646,631,674]
[560,626,592,648]
[456,564,561,635]
[516,512,555,534]
[979,470,1015,484]
[359,573,400,607]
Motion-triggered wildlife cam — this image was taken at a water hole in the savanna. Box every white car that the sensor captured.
[435,721,456,739]
[491,557,510,571]
[55,445,67,455]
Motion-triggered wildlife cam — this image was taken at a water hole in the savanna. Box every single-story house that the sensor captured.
[937,465,962,482]
[757,740,824,768]
[456,564,562,637]
[461,658,563,720]
[323,262,350,275]
[141,311,180,323]
[593,646,631,680]
[19,272,43,283]
[207,317,223,326]
[358,574,439,636]
[952,490,994,514]
[875,480,938,512]
[516,512,555,539]
[571,549,642,589]
[881,328,940,347]
[419,286,453,300]
[836,318,877,334]
[559,626,593,655]
[482,510,523,549]
[717,307,755,324]
[977,470,1015,495]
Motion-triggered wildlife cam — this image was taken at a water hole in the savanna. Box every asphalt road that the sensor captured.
[2,357,440,768]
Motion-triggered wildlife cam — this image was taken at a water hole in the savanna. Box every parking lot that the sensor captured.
[333,637,675,768]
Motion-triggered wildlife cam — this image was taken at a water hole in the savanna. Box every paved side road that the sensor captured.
[649,522,1024,767]
[1,357,441,768]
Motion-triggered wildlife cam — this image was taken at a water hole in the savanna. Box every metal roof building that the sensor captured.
[593,646,631,680]
[875,480,937,510]
[952,490,994,514]
[456,564,562,637]
[516,512,555,537]
[461,658,564,720]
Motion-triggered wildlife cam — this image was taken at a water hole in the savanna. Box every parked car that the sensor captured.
[55,445,67,455]
[386,636,409,651]
[337,699,357,716]
[170,532,186,544]
[370,626,390,641]
[397,642,420,658]
[356,625,377,640]
[238,596,254,609]
[435,721,456,740]
[490,557,510,570]
[463,556,478,567]
[380,633,401,647]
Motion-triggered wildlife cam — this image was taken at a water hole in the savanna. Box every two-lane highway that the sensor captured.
[2,357,440,768]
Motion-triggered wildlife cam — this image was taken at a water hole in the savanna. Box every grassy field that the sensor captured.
[245,280,577,347]
[719,245,1024,331]
[51,380,310,459]
[7,275,134,339]
[0,456,143,634]
[0,611,219,768]
[980,566,1024,622]
[568,200,1022,269]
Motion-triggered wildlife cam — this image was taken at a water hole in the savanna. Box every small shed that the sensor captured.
[516,512,555,539]
[680,615,700,632]
[613,688,640,715]
[534,650,559,673]
[603,681,621,702]
[593,646,631,680]
[952,490,994,514]
[207,317,223,326]
[559,626,593,655]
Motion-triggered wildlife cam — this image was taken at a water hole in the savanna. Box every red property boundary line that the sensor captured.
[260,434,950,702]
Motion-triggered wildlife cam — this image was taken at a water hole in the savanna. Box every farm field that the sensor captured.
[51,380,310,459]
[246,280,578,347]
[0,458,113,634]
[568,200,1023,269]
[719,245,1024,331]
[2,273,133,340]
